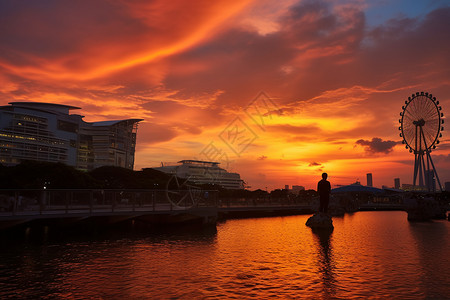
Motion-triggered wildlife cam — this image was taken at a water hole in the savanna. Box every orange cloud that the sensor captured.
[1,0,449,190]
[0,0,253,81]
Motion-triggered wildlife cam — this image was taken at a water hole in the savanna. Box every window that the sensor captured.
[57,120,78,133]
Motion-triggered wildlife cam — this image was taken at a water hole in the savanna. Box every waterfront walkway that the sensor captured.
[0,189,414,230]
[0,189,314,229]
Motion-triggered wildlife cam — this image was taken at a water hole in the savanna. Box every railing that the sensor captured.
[0,189,219,217]
[218,197,313,208]
[0,189,315,218]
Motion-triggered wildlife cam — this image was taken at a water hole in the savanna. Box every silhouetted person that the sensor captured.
[318,173,331,213]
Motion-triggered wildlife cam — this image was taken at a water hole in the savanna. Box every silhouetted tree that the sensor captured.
[89,166,137,189]
[270,189,288,198]
[0,161,98,189]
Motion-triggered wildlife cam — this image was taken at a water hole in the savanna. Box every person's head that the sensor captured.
[322,173,328,180]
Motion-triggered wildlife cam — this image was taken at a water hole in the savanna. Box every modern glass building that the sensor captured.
[0,102,142,170]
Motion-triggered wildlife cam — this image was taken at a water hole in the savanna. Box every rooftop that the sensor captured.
[178,160,220,166]
[8,102,81,115]
[91,119,143,126]
[332,184,383,194]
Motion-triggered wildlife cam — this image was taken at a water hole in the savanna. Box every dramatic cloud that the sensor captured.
[0,0,449,189]
[356,138,400,154]
[0,0,253,80]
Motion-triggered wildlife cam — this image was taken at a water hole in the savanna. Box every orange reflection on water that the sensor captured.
[2,212,449,299]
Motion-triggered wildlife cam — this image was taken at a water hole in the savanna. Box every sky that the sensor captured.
[1,0,449,190]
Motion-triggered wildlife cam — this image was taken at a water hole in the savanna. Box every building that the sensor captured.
[401,183,427,192]
[424,170,436,192]
[0,102,142,170]
[154,160,244,189]
[366,173,373,187]
[445,182,450,192]
[284,185,289,190]
[394,178,400,189]
[291,185,305,194]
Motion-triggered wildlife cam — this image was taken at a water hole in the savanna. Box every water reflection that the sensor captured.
[1,213,449,299]
[0,225,219,299]
[408,221,450,299]
[311,227,336,299]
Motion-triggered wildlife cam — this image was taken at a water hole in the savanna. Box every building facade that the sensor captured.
[424,170,436,192]
[366,173,373,187]
[289,185,305,195]
[394,178,400,189]
[154,160,244,189]
[0,102,142,170]
[292,185,305,192]
[401,183,427,192]
[445,182,450,192]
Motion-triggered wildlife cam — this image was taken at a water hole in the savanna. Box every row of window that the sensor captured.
[14,113,47,124]
[0,143,66,154]
[0,148,67,162]
[1,113,138,170]
[14,120,47,130]
[0,131,68,146]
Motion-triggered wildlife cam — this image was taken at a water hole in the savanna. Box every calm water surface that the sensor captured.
[0,211,449,299]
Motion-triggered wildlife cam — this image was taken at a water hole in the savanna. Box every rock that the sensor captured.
[306,213,334,229]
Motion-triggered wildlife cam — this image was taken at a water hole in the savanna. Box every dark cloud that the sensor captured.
[257,155,267,160]
[356,137,400,154]
[164,0,366,106]
[164,3,450,115]
[0,1,145,62]
[309,162,321,166]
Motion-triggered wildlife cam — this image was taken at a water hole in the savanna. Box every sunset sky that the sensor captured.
[1,0,449,190]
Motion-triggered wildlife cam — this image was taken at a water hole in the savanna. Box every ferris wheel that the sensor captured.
[399,92,444,191]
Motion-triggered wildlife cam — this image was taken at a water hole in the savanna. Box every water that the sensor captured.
[0,211,449,299]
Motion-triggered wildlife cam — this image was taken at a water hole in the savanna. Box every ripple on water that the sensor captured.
[0,212,449,299]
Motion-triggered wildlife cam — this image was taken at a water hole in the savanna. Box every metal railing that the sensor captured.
[218,197,312,208]
[0,189,219,216]
[0,189,315,218]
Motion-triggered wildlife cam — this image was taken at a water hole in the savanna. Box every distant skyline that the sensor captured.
[1,0,449,190]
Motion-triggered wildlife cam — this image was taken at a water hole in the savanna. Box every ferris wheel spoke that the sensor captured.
[404,128,415,139]
[423,128,438,145]
[403,115,416,126]
[425,127,439,136]
[423,109,434,121]
[421,130,433,148]
[406,105,418,120]
[415,97,423,115]
[413,96,423,114]
[404,127,414,136]
[419,97,432,116]
[423,106,437,121]
[425,118,439,130]
[400,93,443,155]
[426,116,439,121]
[425,117,439,123]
